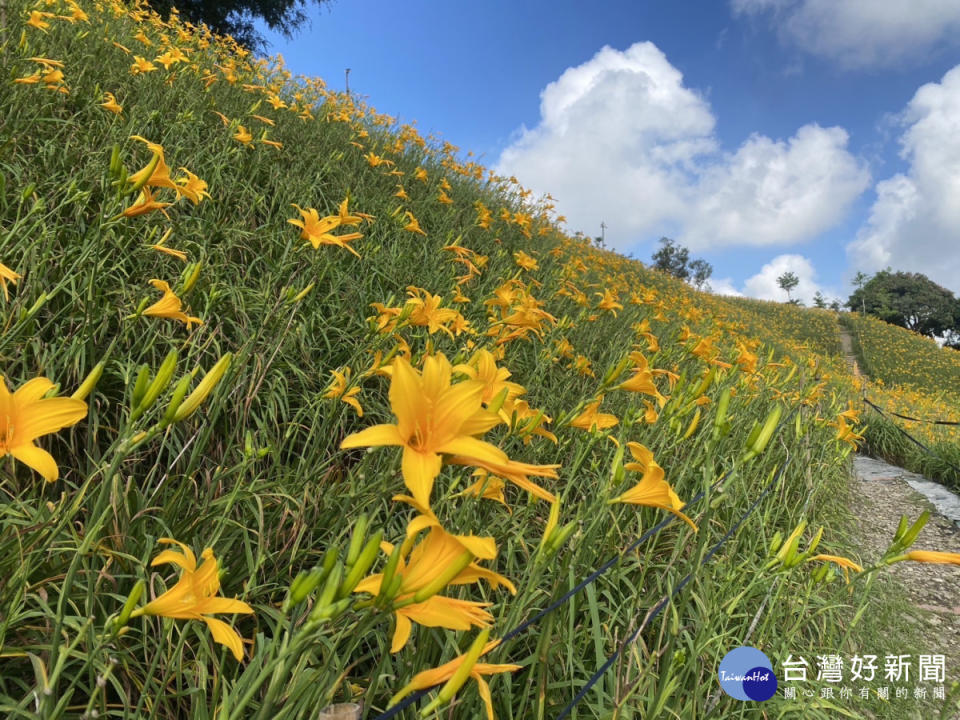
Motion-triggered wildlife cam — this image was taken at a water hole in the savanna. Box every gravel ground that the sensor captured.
[851,455,960,691]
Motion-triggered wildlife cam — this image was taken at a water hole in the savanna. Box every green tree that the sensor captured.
[846,270,960,337]
[812,291,827,308]
[689,258,713,291]
[777,271,799,302]
[146,0,336,51]
[651,238,712,289]
[652,237,690,281]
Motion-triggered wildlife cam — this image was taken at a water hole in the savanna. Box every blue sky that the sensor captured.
[258,0,960,304]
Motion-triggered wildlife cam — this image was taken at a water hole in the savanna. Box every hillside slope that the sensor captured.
[0,2,952,719]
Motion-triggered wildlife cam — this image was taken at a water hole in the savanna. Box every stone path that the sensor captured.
[837,321,861,377]
[851,455,960,693]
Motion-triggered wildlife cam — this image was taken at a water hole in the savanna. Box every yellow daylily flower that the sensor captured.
[120,187,173,218]
[26,11,54,31]
[287,204,363,257]
[131,539,253,661]
[0,262,21,301]
[354,507,512,652]
[457,469,510,511]
[143,279,202,329]
[130,56,157,74]
[233,125,253,145]
[403,211,426,236]
[903,550,960,566]
[570,396,618,432]
[389,638,520,720]
[100,91,123,114]
[174,168,210,205]
[128,136,179,193]
[340,353,505,506]
[0,375,87,481]
[323,367,363,417]
[610,442,696,530]
[807,553,863,582]
[513,250,538,272]
[148,229,187,262]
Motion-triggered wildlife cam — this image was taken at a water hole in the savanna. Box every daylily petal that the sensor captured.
[202,616,246,661]
[391,613,413,653]
[8,443,59,482]
[15,397,88,444]
[340,423,404,449]
[401,447,442,506]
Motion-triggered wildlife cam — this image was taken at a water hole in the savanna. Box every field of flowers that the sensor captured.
[837,314,960,488]
[721,297,843,359]
[842,313,960,400]
[1,2,957,719]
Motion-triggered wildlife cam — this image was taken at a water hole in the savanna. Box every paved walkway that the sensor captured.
[851,455,960,693]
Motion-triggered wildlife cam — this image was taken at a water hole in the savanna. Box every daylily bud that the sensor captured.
[109,144,122,178]
[160,374,193,427]
[180,259,202,293]
[310,562,343,620]
[131,350,177,421]
[609,443,626,487]
[768,531,783,554]
[72,361,105,401]
[421,628,491,716]
[794,526,824,566]
[682,408,701,440]
[601,354,633,388]
[285,566,329,612]
[339,530,383,599]
[345,515,369,568]
[743,404,782,461]
[20,291,48,321]
[539,500,562,551]
[114,580,145,629]
[292,282,314,303]
[311,597,352,620]
[377,543,404,603]
[411,550,473,603]
[896,511,930,553]
[691,368,715,399]
[892,515,910,545]
[131,365,151,409]
[487,386,510,415]
[128,151,160,194]
[381,572,404,604]
[546,522,577,555]
[173,353,232,423]
[712,387,731,440]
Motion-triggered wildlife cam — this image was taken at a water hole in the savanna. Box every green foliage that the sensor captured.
[846,269,960,338]
[776,271,799,301]
[0,2,952,719]
[146,0,336,51]
[842,313,960,400]
[722,296,843,357]
[650,237,713,289]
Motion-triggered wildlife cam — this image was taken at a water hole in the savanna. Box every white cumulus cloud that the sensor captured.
[684,125,869,250]
[848,65,960,294]
[496,42,867,252]
[742,254,828,305]
[731,0,960,69]
[707,277,745,297]
[497,43,715,240]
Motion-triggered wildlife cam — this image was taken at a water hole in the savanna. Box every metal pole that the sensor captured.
[345,68,351,97]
